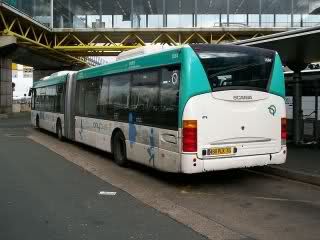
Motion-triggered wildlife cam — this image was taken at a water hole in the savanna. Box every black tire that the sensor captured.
[36,115,40,128]
[113,131,128,167]
[56,121,63,141]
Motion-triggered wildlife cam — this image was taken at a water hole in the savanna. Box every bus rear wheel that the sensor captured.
[113,132,128,167]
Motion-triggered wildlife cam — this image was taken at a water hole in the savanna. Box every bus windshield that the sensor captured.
[191,44,275,91]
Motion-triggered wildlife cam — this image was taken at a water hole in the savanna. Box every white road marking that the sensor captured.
[99,191,117,196]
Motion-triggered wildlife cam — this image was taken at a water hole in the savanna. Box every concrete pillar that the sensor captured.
[0,57,13,114]
[293,71,303,144]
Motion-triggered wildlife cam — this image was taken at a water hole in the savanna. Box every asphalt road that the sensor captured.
[1,113,320,240]
[0,113,207,240]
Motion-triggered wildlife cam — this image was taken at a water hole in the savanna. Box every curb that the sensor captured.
[254,166,320,186]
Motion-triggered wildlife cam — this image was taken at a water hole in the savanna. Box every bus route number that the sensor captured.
[172,53,179,59]
[129,61,135,67]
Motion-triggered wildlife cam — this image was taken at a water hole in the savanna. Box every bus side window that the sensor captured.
[85,79,101,117]
[159,67,180,130]
[76,78,102,118]
[76,81,85,116]
[130,70,160,125]
[56,84,64,113]
[38,88,45,111]
[108,74,130,121]
[97,76,109,118]
[31,89,36,110]
[47,85,57,112]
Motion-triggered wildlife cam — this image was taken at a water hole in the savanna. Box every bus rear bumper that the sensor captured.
[181,146,287,174]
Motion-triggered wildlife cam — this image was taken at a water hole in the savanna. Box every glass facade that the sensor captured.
[3,0,320,29]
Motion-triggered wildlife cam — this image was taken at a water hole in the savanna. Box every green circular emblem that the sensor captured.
[268,105,277,116]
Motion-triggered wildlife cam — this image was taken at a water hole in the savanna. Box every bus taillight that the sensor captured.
[183,120,197,152]
[281,118,287,144]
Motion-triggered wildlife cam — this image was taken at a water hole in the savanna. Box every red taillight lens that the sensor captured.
[281,118,287,141]
[183,120,197,152]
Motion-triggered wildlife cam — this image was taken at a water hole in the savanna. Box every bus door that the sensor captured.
[156,67,180,172]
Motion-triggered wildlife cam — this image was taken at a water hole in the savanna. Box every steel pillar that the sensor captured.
[293,71,303,144]
[0,57,12,113]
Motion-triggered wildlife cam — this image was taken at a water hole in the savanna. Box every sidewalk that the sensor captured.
[257,145,320,186]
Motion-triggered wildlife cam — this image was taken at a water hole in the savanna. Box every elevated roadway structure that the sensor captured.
[52,27,287,56]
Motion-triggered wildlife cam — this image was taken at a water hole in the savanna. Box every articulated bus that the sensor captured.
[31,44,287,173]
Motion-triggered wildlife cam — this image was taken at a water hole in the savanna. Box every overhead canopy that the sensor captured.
[0,43,80,70]
[234,25,320,70]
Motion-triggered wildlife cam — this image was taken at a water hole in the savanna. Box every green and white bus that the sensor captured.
[31,44,287,173]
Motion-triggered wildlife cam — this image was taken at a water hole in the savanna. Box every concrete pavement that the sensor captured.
[0,113,208,240]
[255,145,320,186]
[27,116,320,240]
[1,113,320,240]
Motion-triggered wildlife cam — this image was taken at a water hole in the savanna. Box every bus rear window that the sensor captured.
[192,45,275,91]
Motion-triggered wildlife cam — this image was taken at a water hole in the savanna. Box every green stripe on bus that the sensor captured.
[268,53,285,98]
[76,48,182,81]
[33,74,68,88]
[178,47,211,128]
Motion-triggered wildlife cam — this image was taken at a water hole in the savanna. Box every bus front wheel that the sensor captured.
[113,131,128,167]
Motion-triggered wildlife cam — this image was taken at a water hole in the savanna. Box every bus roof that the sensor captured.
[76,44,277,81]
[76,45,184,81]
[33,71,75,88]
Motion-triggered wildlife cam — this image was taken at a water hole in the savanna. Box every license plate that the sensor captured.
[208,147,233,156]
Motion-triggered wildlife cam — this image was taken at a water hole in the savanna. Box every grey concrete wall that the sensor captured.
[0,57,12,114]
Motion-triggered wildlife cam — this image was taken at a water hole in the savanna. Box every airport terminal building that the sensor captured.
[4,0,320,29]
